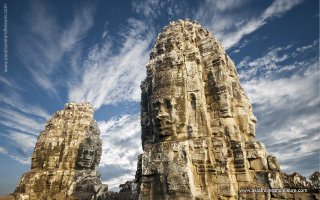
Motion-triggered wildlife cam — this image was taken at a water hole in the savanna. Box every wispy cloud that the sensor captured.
[98,114,142,189]
[238,45,293,80]
[242,46,319,176]
[0,145,30,165]
[16,1,94,97]
[68,19,154,108]
[0,107,45,135]
[0,137,34,165]
[0,76,24,91]
[132,0,188,20]
[296,39,319,52]
[0,107,43,164]
[0,94,50,120]
[0,146,8,154]
[6,132,37,155]
[195,0,304,48]
[0,91,49,164]
[261,0,304,20]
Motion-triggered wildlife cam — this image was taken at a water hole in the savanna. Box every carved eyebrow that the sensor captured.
[153,100,161,107]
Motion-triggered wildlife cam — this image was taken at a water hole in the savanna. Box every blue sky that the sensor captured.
[0,0,319,195]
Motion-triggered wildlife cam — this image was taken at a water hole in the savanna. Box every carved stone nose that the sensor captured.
[158,112,169,117]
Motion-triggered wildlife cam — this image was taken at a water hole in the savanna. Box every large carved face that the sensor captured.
[150,68,188,139]
[76,145,96,169]
[152,97,177,137]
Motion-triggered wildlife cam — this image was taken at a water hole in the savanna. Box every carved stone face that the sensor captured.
[248,122,256,137]
[267,156,280,171]
[77,147,96,169]
[150,69,188,139]
[152,98,175,137]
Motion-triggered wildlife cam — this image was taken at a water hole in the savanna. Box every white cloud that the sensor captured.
[132,0,305,49]
[296,39,319,52]
[99,114,142,167]
[261,0,304,20]
[0,76,24,91]
[243,54,319,176]
[98,114,142,188]
[0,106,43,164]
[68,19,153,109]
[237,45,293,80]
[0,146,30,165]
[60,7,94,51]
[132,0,161,17]
[132,0,187,19]
[8,155,30,165]
[243,63,318,108]
[0,92,48,164]
[0,94,50,120]
[213,0,252,11]
[0,107,45,135]
[195,0,304,48]
[0,146,8,154]
[16,1,94,97]
[6,132,37,153]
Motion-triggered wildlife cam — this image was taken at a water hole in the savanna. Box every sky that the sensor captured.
[0,0,319,195]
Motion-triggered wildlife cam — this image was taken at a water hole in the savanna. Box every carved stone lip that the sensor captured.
[81,160,92,164]
[158,124,172,131]
[160,129,173,136]
[78,159,94,167]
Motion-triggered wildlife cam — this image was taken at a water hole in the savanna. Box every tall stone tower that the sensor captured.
[14,103,108,200]
[138,19,318,199]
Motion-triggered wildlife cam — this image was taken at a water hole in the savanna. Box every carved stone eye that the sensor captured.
[165,99,172,110]
[153,101,161,117]
[153,101,161,109]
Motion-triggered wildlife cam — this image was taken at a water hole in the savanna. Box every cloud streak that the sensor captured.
[98,114,142,190]
[0,91,49,164]
[16,1,94,97]
[195,0,304,48]
[68,19,154,109]
[242,45,319,176]
[132,0,188,20]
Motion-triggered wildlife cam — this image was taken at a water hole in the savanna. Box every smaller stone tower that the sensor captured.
[14,103,108,200]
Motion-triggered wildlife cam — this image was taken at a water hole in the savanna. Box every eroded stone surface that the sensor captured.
[14,103,108,200]
[11,19,319,200]
[137,19,319,200]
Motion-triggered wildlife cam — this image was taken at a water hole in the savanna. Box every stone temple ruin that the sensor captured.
[135,19,319,199]
[12,20,319,200]
[14,103,109,200]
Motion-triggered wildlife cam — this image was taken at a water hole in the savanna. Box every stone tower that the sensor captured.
[14,103,108,200]
[138,19,319,199]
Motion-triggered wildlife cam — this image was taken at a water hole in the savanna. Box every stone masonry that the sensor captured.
[10,20,320,200]
[137,19,319,200]
[14,103,108,200]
